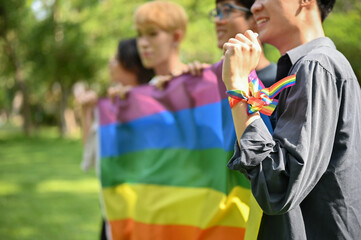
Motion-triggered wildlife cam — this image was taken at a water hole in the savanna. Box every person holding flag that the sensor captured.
[98,1,263,239]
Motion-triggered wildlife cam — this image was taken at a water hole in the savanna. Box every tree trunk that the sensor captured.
[16,69,32,136]
[53,0,67,137]
[7,40,32,136]
[58,84,68,137]
[0,2,32,135]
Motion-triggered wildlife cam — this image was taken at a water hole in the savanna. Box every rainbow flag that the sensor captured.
[97,62,263,240]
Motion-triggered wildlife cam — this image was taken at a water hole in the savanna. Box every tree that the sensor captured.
[324,3,361,84]
[27,0,98,136]
[1,0,360,136]
[0,0,33,135]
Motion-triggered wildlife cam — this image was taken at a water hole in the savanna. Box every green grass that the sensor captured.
[0,125,102,240]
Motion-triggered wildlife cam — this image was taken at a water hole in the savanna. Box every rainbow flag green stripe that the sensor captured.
[100,148,251,192]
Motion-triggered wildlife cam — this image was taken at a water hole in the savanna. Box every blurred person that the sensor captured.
[222,0,361,239]
[76,38,154,171]
[77,35,205,239]
[75,38,154,240]
[211,0,276,88]
[188,0,277,132]
[210,0,277,132]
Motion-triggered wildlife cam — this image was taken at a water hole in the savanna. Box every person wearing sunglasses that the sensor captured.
[210,0,276,89]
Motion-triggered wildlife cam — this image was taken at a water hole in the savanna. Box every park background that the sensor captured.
[0,0,360,239]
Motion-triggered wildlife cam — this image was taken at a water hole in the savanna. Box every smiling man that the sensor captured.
[222,0,361,239]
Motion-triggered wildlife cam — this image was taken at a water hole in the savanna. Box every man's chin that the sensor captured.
[141,61,154,69]
[257,31,268,44]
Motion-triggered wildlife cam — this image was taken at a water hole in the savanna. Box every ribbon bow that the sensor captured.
[226,70,296,116]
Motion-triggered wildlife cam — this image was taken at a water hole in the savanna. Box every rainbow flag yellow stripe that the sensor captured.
[102,183,262,240]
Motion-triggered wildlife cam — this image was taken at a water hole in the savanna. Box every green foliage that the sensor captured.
[80,0,220,90]
[78,0,147,90]
[334,0,360,12]
[1,0,361,133]
[0,0,28,112]
[324,10,361,84]
[0,127,101,240]
[178,0,222,63]
[263,44,280,64]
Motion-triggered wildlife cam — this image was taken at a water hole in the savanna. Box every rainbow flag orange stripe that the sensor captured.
[109,219,246,240]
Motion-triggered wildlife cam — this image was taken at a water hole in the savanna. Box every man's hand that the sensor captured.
[186,60,210,76]
[108,83,133,101]
[222,30,261,91]
[76,90,98,109]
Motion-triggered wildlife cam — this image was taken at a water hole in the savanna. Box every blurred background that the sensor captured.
[0,0,360,239]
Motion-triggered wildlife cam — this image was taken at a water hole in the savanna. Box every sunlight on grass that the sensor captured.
[0,181,21,195]
[12,227,37,239]
[0,127,101,240]
[36,178,100,193]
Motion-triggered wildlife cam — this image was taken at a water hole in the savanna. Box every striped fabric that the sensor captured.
[227,72,296,116]
[97,62,263,240]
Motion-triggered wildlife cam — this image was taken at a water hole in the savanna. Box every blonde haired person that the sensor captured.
[134,1,189,82]
[100,1,262,240]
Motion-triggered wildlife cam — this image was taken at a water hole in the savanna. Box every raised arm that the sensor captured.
[222,30,262,146]
[75,90,98,145]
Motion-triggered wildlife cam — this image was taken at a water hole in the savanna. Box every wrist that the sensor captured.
[225,77,248,91]
[232,102,260,123]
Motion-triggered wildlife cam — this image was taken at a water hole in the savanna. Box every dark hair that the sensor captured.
[215,0,254,19]
[216,0,335,22]
[116,38,155,85]
[316,0,335,22]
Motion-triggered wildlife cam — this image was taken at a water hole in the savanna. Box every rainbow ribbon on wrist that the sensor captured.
[226,70,296,116]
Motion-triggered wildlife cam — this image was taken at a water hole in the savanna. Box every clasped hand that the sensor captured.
[222,30,261,92]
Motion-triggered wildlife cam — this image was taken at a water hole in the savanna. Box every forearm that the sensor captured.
[221,31,262,143]
[230,101,260,148]
[75,89,98,145]
[80,106,94,145]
